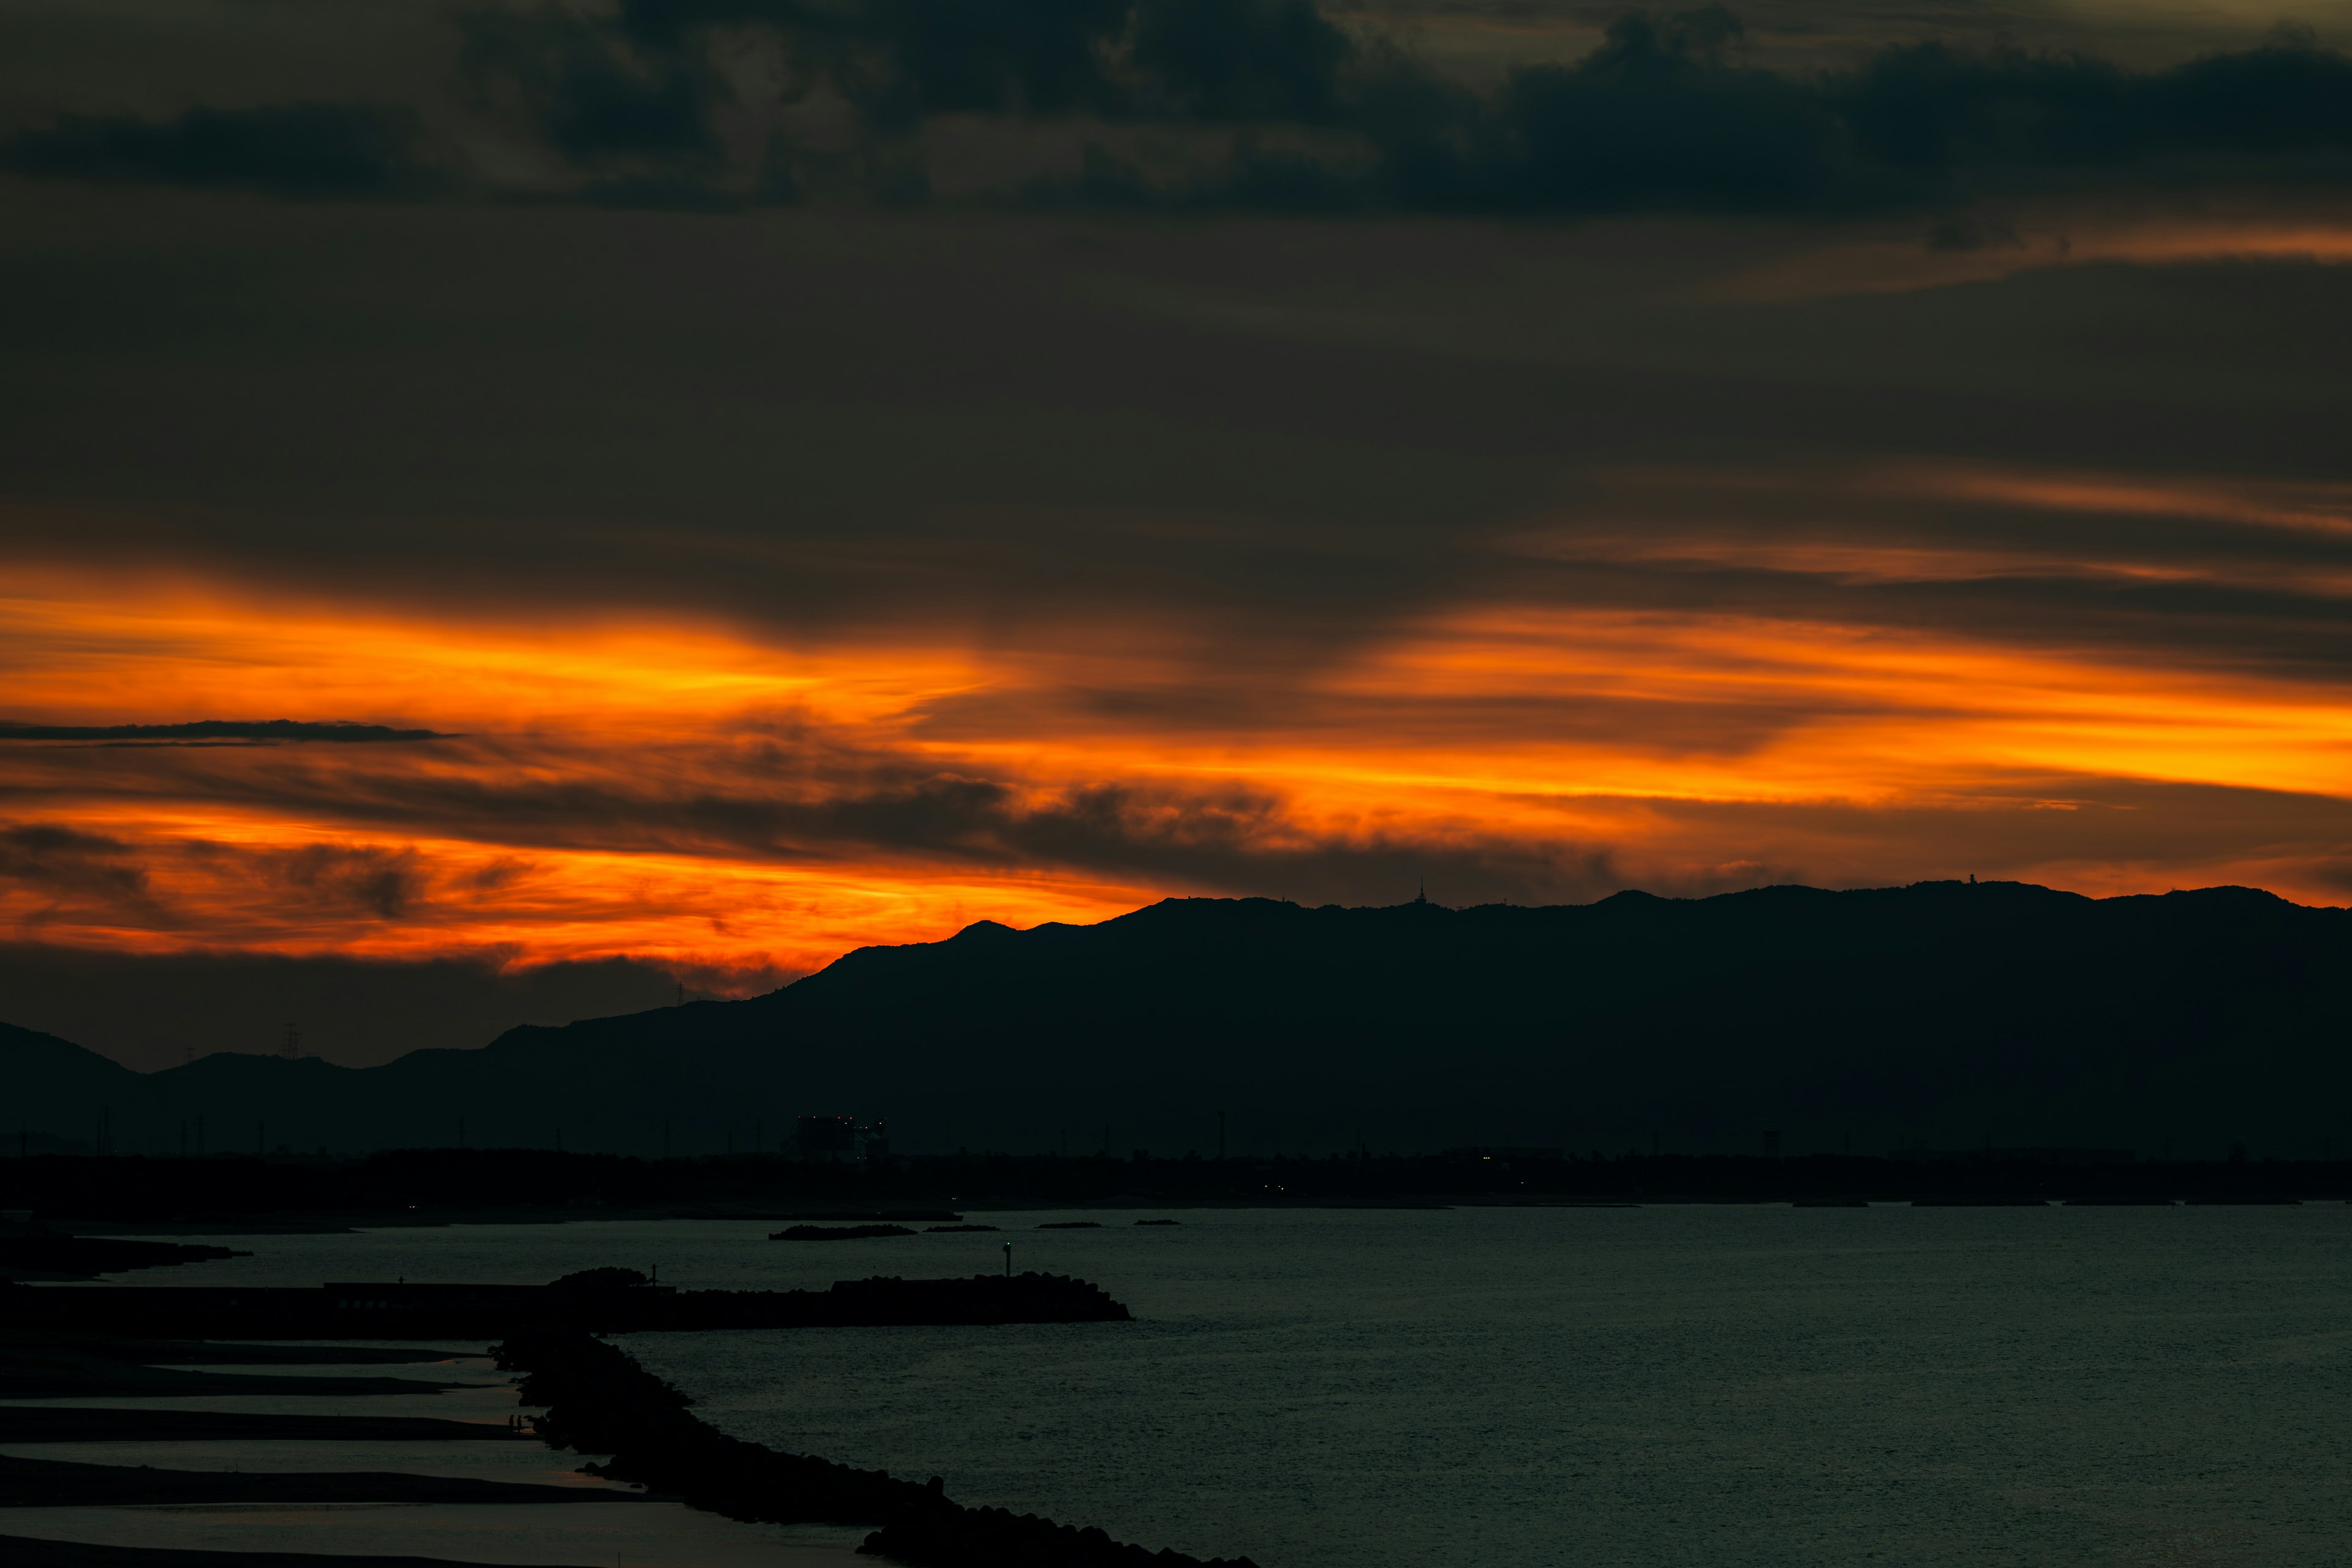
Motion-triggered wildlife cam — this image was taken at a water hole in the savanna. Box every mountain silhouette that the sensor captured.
[4,882,2348,1160]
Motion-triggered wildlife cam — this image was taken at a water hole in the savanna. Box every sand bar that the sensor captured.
[0,1408,529,1443]
[0,1501,872,1567]
[0,1452,648,1507]
[0,1440,628,1489]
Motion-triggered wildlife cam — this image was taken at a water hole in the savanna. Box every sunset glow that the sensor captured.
[1721,209,2352,301]
[11,448,2351,986]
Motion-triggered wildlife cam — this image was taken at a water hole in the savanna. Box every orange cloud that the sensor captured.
[1714,203,2352,301]
[6,458,2352,985]
[1321,606,2352,803]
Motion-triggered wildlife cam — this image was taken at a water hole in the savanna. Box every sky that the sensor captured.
[4,0,2352,1065]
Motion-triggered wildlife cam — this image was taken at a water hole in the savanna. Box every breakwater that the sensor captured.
[497,1323,1261,1568]
[0,1272,1130,1339]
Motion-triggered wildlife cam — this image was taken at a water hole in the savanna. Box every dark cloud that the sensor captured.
[459,6,731,168]
[0,823,153,909]
[447,0,1357,201]
[764,0,1134,123]
[1830,24,2352,175]
[1490,464,2352,685]
[1128,0,1355,121]
[0,726,1618,908]
[600,0,1348,121]
[0,720,456,744]
[97,741,1301,882]
[16,721,2352,956]
[0,192,2344,687]
[984,782,1629,906]
[790,771,1625,905]
[10,5,2351,211]
[244,842,425,919]
[1,102,434,198]
[4,820,441,932]
[0,6,2343,986]
[1178,13,2352,214]
[1344,8,1854,214]
[32,715,2351,920]
[660,3,2352,213]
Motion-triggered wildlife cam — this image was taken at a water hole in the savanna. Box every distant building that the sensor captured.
[794,1115,888,1163]
[1441,1147,1564,1161]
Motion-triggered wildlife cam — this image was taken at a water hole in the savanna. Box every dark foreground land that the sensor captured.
[0,1541,609,1568]
[499,1321,1259,1568]
[15,883,2352,1162]
[0,1327,628,1567]
[5,1146,2346,1235]
[0,1268,1257,1568]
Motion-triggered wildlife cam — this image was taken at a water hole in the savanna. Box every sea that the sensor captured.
[77,1204,2352,1567]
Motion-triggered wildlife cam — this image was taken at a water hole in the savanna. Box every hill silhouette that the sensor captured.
[4,882,2348,1160]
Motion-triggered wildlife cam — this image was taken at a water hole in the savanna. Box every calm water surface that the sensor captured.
[95,1205,2352,1567]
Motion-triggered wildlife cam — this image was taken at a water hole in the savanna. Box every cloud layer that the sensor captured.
[0,720,456,744]
[1,0,2350,1061]
[6,442,2352,987]
[3,102,434,199]
[7,4,2352,211]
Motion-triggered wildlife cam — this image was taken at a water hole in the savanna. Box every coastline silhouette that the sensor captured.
[4,881,2346,1162]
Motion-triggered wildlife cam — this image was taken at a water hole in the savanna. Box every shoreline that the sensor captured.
[1,1264,1261,1567]
[498,1322,1261,1568]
